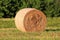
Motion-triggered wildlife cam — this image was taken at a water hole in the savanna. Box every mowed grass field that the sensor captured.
[0,17,60,40]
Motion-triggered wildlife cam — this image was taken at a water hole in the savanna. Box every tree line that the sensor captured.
[0,0,60,18]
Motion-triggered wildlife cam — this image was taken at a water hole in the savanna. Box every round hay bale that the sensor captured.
[15,8,47,32]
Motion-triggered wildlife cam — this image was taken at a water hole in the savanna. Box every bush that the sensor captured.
[0,0,60,18]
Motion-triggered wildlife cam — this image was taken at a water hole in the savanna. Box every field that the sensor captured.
[0,17,60,40]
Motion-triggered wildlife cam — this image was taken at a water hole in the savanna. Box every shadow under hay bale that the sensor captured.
[45,29,60,31]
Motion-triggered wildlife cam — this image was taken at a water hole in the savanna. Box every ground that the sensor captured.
[0,17,60,40]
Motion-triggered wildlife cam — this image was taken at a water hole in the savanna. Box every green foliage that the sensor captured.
[0,0,60,18]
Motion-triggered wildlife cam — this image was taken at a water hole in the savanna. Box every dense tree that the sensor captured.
[0,0,60,18]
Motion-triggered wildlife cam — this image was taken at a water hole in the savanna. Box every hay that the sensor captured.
[15,8,47,32]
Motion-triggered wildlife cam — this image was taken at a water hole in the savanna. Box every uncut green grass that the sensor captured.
[0,18,15,28]
[0,17,60,29]
[47,17,60,29]
[0,17,60,40]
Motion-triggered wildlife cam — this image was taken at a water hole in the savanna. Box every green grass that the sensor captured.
[0,17,60,40]
[0,17,60,29]
[0,28,60,40]
[0,18,15,28]
[47,17,60,27]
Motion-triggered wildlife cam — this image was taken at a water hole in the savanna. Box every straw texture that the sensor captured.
[15,8,47,32]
